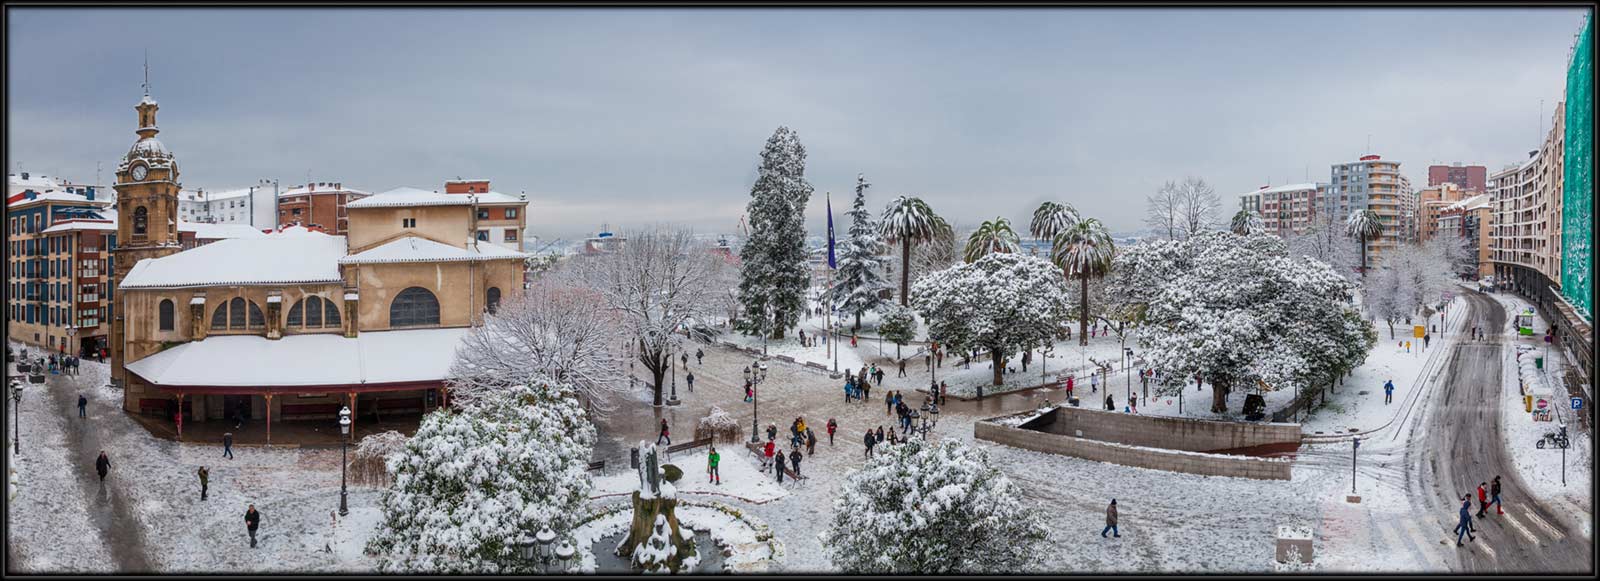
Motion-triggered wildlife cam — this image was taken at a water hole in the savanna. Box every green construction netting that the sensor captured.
[1562,13,1593,321]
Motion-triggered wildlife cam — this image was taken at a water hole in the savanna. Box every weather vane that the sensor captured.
[143,49,150,96]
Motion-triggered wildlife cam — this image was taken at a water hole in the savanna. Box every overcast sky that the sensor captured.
[6,8,1588,240]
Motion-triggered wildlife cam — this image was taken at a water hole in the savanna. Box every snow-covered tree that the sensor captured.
[826,174,889,331]
[1111,231,1373,413]
[561,227,721,406]
[1345,209,1383,278]
[877,303,917,359]
[367,383,596,573]
[351,430,410,488]
[912,253,1074,385]
[962,217,1021,263]
[821,438,1048,573]
[1050,217,1116,346]
[1029,200,1080,244]
[1230,208,1264,235]
[523,252,562,279]
[1286,212,1359,282]
[449,280,626,417]
[1363,241,1456,338]
[1425,233,1475,280]
[1146,177,1220,240]
[880,195,948,306]
[1145,180,1182,240]
[891,218,959,288]
[737,126,813,340]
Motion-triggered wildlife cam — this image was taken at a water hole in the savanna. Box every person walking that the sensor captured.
[774,448,787,484]
[806,428,817,456]
[898,359,907,378]
[1489,476,1503,514]
[745,381,754,403]
[843,377,855,403]
[685,371,695,392]
[939,381,948,406]
[1102,499,1120,538]
[827,418,837,446]
[1384,380,1395,405]
[1476,482,1490,518]
[1105,394,1115,411]
[874,366,885,387]
[763,439,776,471]
[1130,392,1139,414]
[886,391,896,416]
[876,425,885,444]
[863,429,876,459]
[95,451,110,482]
[223,432,235,459]
[1424,333,1431,350]
[789,448,803,478]
[936,350,944,368]
[245,504,262,548]
[657,419,671,446]
[1454,496,1476,546]
[861,378,871,402]
[198,466,210,501]
[1091,372,1099,394]
[78,394,88,418]
[695,348,705,365]
[680,352,689,370]
[707,446,721,485]
[925,352,932,372]
[766,423,777,442]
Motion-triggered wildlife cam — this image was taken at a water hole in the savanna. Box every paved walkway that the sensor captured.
[46,372,155,572]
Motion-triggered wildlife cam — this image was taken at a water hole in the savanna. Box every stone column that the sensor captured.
[266,291,283,340]
[343,291,359,338]
[189,295,207,340]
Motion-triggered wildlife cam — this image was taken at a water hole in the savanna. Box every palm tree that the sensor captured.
[1030,201,1080,241]
[1230,208,1263,235]
[1050,218,1116,346]
[1345,209,1382,278]
[879,196,946,306]
[963,217,1021,263]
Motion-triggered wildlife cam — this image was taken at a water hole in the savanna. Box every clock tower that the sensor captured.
[109,88,183,388]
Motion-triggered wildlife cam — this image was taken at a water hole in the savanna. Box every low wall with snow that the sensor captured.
[1026,406,1302,453]
[975,417,1294,481]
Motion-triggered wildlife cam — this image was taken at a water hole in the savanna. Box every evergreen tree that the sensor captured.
[827,174,889,331]
[737,127,813,340]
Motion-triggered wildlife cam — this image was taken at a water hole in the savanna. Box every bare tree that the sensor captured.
[559,226,721,406]
[1144,180,1181,240]
[1176,176,1222,239]
[1286,211,1360,281]
[449,279,629,417]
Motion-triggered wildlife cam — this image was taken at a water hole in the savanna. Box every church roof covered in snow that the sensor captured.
[125,327,470,389]
[119,227,347,289]
[346,187,525,209]
[339,236,528,265]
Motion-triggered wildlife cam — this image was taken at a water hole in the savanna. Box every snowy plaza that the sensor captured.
[5,5,1595,576]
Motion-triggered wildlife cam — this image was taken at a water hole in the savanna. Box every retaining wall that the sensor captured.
[1027,406,1301,452]
[975,419,1294,480]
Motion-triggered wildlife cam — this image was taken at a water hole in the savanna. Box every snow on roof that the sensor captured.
[8,173,61,190]
[345,187,525,208]
[339,236,528,265]
[185,222,268,240]
[1240,183,1320,198]
[120,229,347,289]
[124,327,469,388]
[1443,194,1492,213]
[279,183,373,198]
[8,191,109,208]
[40,220,116,234]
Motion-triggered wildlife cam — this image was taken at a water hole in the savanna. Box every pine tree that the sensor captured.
[737,127,813,340]
[828,174,889,331]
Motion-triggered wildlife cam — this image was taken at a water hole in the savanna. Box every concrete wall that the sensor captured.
[1029,406,1301,452]
[975,419,1294,481]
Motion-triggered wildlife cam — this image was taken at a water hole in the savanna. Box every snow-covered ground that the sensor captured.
[591,447,788,504]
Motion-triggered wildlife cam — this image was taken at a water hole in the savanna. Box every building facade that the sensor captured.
[274,182,371,235]
[1426,163,1487,194]
[1436,194,1493,279]
[1326,155,1414,264]
[7,180,113,355]
[1238,183,1324,236]
[1416,182,1467,243]
[178,181,278,230]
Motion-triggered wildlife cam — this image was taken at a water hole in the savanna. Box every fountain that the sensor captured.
[613,442,698,573]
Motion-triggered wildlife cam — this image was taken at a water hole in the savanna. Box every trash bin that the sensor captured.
[630,447,641,470]
[1536,357,1544,370]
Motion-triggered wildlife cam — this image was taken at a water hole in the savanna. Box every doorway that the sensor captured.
[223,395,253,423]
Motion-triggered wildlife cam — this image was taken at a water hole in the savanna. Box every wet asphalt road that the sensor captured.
[1411,288,1592,573]
[45,374,154,572]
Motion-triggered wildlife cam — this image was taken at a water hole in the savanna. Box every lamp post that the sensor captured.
[10,380,22,455]
[1351,436,1361,494]
[338,406,351,516]
[555,541,575,573]
[535,526,556,572]
[667,342,680,407]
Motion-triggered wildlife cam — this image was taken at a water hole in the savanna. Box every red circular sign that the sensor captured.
[1537,399,1549,409]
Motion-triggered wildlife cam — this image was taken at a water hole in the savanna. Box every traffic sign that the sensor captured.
[1536,398,1549,410]
[1574,398,1584,411]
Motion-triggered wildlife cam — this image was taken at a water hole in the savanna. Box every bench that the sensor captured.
[665,436,714,457]
[587,460,606,473]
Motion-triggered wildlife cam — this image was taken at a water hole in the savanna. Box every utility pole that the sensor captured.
[1351,436,1361,494]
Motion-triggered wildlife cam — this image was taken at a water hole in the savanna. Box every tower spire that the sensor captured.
[143,49,150,96]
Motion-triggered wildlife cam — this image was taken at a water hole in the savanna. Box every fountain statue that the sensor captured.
[614,442,697,573]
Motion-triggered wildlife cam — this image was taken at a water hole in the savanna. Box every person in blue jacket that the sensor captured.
[1384,380,1395,405]
[1454,494,1476,546]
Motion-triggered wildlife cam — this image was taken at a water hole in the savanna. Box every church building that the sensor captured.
[107,89,529,442]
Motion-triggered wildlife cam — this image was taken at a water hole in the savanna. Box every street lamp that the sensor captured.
[338,406,351,516]
[535,526,556,572]
[10,380,22,455]
[667,342,680,407]
[1350,436,1361,494]
[514,533,536,570]
[554,541,575,573]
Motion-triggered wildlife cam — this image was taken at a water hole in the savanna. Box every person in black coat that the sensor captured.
[788,448,803,478]
[94,451,110,481]
[863,430,876,459]
[245,504,262,548]
[773,450,786,484]
[78,394,88,418]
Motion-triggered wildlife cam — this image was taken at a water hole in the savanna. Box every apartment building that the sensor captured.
[1238,183,1325,236]
[275,182,372,235]
[1436,194,1493,279]
[1426,163,1487,194]
[1417,182,1468,243]
[178,181,278,230]
[1326,155,1414,264]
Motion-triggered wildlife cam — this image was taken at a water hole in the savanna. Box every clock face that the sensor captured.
[131,165,149,181]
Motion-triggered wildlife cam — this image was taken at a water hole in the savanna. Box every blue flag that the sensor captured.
[826,193,837,269]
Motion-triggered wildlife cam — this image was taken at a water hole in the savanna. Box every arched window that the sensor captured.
[486,287,502,315]
[210,297,265,331]
[286,300,303,327]
[390,287,440,328]
[229,298,246,326]
[158,299,175,331]
[307,296,324,327]
[247,301,265,329]
[211,303,228,330]
[325,299,342,327]
[133,206,148,236]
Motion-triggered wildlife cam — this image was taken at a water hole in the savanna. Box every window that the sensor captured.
[286,296,342,330]
[307,296,324,327]
[401,218,416,228]
[476,230,489,242]
[133,206,148,236]
[504,229,518,241]
[505,208,518,219]
[292,208,302,216]
[477,209,489,220]
[158,299,175,331]
[211,297,266,331]
[389,287,440,327]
